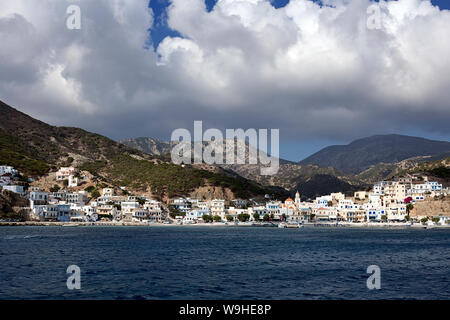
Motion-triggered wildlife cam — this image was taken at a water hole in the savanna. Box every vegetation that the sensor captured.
[406,203,414,219]
[213,215,222,222]
[253,213,260,221]
[202,214,213,223]
[226,215,234,222]
[168,205,185,219]
[0,129,50,176]
[237,213,250,222]
[79,153,282,199]
[432,217,440,223]
[429,166,450,179]
[91,190,100,199]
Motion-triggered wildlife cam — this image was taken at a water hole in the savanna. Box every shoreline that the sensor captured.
[1,221,449,229]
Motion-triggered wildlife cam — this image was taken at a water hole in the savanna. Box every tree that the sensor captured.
[50,184,60,192]
[63,179,69,187]
[237,213,250,222]
[202,214,213,223]
[91,190,100,199]
[281,213,286,221]
[421,217,429,224]
[84,185,95,193]
[381,215,387,222]
[263,214,270,222]
[169,205,184,219]
[406,203,413,217]
[432,217,440,224]
[213,215,222,222]
[253,213,260,221]
[226,215,234,222]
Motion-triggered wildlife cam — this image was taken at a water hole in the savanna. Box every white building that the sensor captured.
[386,204,407,222]
[210,199,225,218]
[68,175,79,188]
[66,191,88,205]
[121,201,140,213]
[56,167,78,181]
[365,194,385,222]
[0,165,18,176]
[29,191,48,203]
[144,200,163,222]
[315,195,332,207]
[408,181,443,201]
[2,185,24,195]
[102,188,114,197]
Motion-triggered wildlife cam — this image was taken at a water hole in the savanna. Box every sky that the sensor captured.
[1,0,450,161]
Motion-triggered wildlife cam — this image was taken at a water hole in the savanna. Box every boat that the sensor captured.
[278,222,287,228]
[62,223,81,227]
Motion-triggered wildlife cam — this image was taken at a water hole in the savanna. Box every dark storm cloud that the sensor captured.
[0,0,449,155]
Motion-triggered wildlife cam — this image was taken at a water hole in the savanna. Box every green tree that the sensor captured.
[226,215,234,222]
[91,190,100,199]
[237,213,250,222]
[84,185,95,193]
[253,213,260,221]
[50,184,60,192]
[406,203,413,220]
[202,214,213,223]
[421,217,429,224]
[213,215,222,222]
[381,215,387,222]
[169,205,184,219]
[263,214,270,221]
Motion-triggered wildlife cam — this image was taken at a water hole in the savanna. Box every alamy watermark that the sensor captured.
[366,2,389,30]
[66,265,81,290]
[171,121,279,175]
[366,265,381,290]
[66,1,81,30]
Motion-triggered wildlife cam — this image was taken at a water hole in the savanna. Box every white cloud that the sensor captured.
[0,0,449,145]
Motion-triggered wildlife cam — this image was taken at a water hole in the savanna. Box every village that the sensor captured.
[1,164,449,227]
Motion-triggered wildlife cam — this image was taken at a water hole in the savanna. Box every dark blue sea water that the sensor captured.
[0,226,449,300]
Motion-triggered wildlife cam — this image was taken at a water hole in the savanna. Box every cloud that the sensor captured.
[0,0,449,148]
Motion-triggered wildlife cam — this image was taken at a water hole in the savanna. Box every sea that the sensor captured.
[0,226,449,300]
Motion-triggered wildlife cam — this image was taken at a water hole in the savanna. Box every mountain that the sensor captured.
[119,137,174,156]
[295,174,362,199]
[0,100,286,201]
[300,134,450,174]
[121,137,368,193]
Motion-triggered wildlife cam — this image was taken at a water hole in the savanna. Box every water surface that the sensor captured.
[1,226,449,299]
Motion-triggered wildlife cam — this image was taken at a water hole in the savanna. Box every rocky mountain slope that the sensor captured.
[300,134,450,174]
[0,100,285,201]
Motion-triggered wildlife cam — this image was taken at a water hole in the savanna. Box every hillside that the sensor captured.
[0,100,285,200]
[299,134,450,174]
[0,189,29,221]
[294,174,362,199]
[120,137,174,156]
[121,137,367,193]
